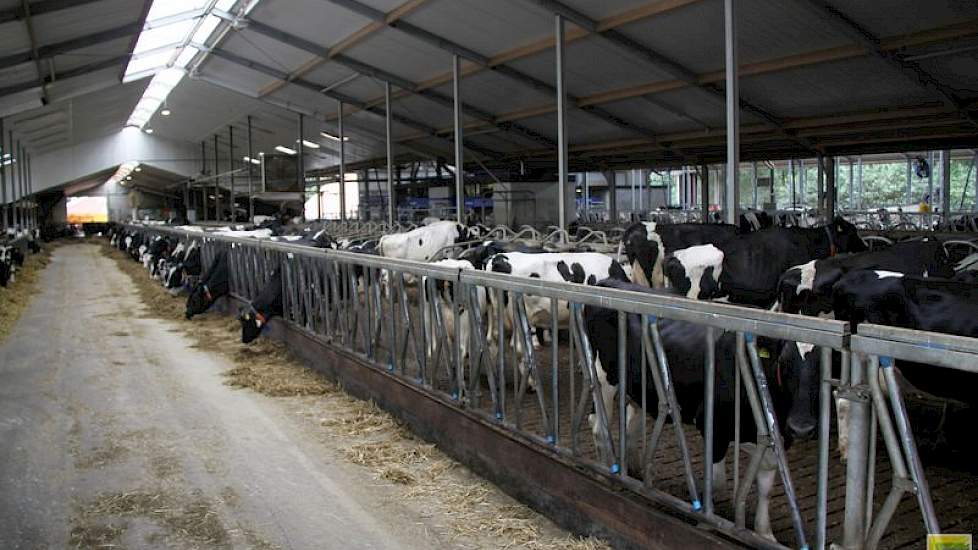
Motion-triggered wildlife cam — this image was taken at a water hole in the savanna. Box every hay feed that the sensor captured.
[0,245,52,343]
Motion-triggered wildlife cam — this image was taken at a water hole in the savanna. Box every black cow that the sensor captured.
[622,222,741,288]
[584,279,815,542]
[239,267,283,344]
[0,246,13,287]
[716,217,866,308]
[458,240,545,270]
[777,238,954,316]
[185,249,230,319]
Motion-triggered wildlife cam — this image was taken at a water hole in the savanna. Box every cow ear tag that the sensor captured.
[758,347,770,359]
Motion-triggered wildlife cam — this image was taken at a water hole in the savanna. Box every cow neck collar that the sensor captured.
[247,304,267,326]
[823,226,837,257]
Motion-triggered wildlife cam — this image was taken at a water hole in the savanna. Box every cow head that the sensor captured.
[238,306,266,343]
[622,222,662,288]
[773,341,821,441]
[455,223,471,244]
[828,217,866,254]
[185,283,213,319]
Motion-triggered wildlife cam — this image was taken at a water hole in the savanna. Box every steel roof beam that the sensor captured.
[0,21,140,70]
[796,0,978,129]
[205,47,504,159]
[0,54,129,100]
[233,16,555,149]
[0,0,100,23]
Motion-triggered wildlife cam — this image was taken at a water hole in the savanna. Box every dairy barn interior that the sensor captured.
[2,0,978,548]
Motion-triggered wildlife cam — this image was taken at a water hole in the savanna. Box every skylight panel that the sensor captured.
[133,18,198,56]
[146,0,208,22]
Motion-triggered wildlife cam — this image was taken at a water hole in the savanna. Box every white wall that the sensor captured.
[29,128,198,194]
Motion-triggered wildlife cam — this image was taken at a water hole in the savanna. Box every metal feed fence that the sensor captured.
[126,223,976,550]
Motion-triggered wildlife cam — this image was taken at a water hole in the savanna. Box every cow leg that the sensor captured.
[754,450,778,542]
[587,357,617,464]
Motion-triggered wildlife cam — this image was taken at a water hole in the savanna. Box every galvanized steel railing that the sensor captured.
[125,223,973,550]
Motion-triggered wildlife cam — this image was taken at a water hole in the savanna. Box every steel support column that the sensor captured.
[0,117,6,230]
[817,154,824,214]
[700,164,710,223]
[751,161,758,209]
[229,125,236,222]
[606,170,617,223]
[555,14,568,238]
[338,101,346,221]
[16,140,23,227]
[247,115,254,222]
[941,149,951,226]
[385,81,394,225]
[905,156,912,205]
[214,135,221,221]
[453,54,464,224]
[927,151,933,205]
[298,113,306,221]
[201,141,208,221]
[27,152,33,228]
[825,156,836,220]
[723,0,739,224]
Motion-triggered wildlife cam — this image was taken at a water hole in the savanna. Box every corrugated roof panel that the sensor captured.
[643,87,729,129]
[0,62,39,88]
[30,0,140,44]
[735,0,853,65]
[830,1,978,38]
[738,57,935,119]
[325,73,389,104]
[0,20,32,54]
[302,63,362,91]
[52,36,133,72]
[385,93,457,130]
[503,36,677,98]
[246,0,372,50]
[427,70,553,118]
[351,0,408,13]
[612,0,723,74]
[221,31,312,74]
[517,108,627,145]
[552,0,664,22]
[915,52,978,98]
[595,97,711,135]
[402,0,550,62]
[200,55,277,94]
[340,28,452,83]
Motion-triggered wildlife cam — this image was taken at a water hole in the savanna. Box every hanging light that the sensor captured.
[145,128,154,134]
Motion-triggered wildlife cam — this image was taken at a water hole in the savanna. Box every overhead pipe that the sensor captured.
[385,81,394,225]
[453,54,464,224]
[338,100,346,221]
[724,0,740,224]
[555,14,568,239]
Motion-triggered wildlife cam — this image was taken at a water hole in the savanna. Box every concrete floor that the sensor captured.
[0,244,457,549]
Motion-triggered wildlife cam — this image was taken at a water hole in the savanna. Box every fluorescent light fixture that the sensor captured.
[105,161,141,187]
[275,145,297,155]
[242,156,261,165]
[124,0,261,129]
[145,128,154,134]
[161,108,171,116]
[301,140,320,149]
[320,131,349,142]
[135,167,142,172]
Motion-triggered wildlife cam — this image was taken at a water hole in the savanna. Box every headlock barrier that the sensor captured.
[126,223,976,550]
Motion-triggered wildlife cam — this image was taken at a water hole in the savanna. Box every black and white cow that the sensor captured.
[377,221,469,262]
[239,267,284,344]
[585,279,817,542]
[185,249,230,319]
[715,217,866,308]
[0,246,14,287]
[485,251,631,385]
[458,240,545,270]
[739,209,774,233]
[776,238,954,316]
[622,222,740,288]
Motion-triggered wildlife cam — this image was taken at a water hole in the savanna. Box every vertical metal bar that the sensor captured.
[247,115,254,222]
[700,164,710,222]
[385,82,394,226]
[0,117,6,230]
[555,14,568,239]
[733,332,743,501]
[214,134,220,221]
[703,326,716,516]
[618,311,628,477]
[906,156,913,206]
[298,113,305,221]
[849,158,855,210]
[826,156,836,221]
[857,155,864,209]
[817,154,824,214]
[200,141,207,221]
[338,100,346,221]
[751,161,758,209]
[927,150,934,207]
[453,54,464,225]
[607,170,617,223]
[816,346,832,550]
[790,159,796,209]
[260,151,267,194]
[941,149,951,227]
[551,297,559,444]
[229,125,235,222]
[583,170,589,220]
[843,353,870,549]
[724,0,739,224]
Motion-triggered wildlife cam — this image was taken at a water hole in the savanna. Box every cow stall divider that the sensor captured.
[124,223,972,550]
